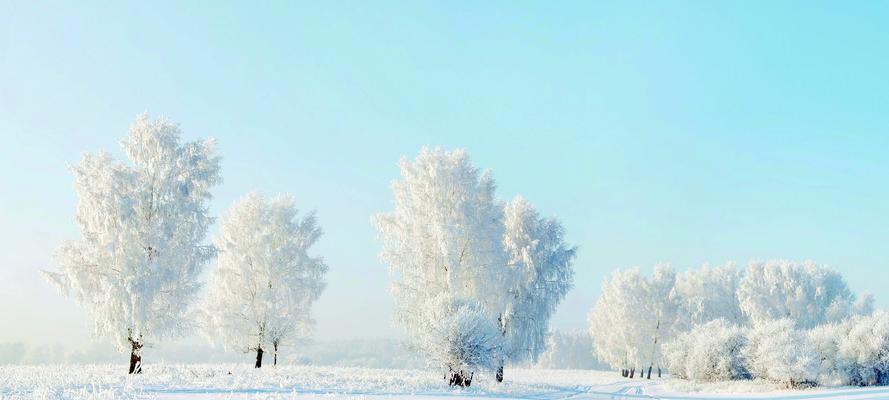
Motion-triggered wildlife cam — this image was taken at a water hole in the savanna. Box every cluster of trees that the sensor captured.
[42,113,882,390]
[588,261,878,387]
[374,148,576,386]
[42,117,575,385]
[43,114,328,373]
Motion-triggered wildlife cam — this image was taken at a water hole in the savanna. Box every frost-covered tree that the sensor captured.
[644,265,679,378]
[587,268,649,377]
[743,319,821,388]
[374,148,574,386]
[499,197,576,378]
[673,263,746,329]
[202,192,328,368]
[663,319,749,382]
[737,260,870,329]
[374,148,505,385]
[588,265,678,378]
[43,113,221,373]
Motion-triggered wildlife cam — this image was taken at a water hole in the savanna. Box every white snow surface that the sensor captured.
[2,365,888,399]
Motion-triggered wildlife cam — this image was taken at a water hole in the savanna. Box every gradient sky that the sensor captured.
[2,1,889,352]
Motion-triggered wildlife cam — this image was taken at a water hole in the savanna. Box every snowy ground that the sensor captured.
[2,365,888,399]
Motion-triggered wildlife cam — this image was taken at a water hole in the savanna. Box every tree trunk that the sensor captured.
[496,365,503,383]
[273,342,278,367]
[658,367,662,378]
[128,338,143,374]
[622,369,628,377]
[647,366,652,379]
[255,347,264,368]
[448,370,473,387]
[629,368,635,378]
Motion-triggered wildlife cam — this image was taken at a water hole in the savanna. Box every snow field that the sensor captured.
[4,365,889,399]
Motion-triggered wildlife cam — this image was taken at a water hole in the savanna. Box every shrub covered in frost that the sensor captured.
[663,319,749,381]
[743,319,821,388]
[835,311,889,386]
[408,295,503,383]
[808,321,851,385]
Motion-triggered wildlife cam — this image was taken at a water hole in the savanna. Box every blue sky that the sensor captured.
[2,1,889,350]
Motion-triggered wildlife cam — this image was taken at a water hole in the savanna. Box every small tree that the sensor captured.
[202,192,328,368]
[43,113,221,373]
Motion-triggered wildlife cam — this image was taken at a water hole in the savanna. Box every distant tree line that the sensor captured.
[587,261,882,388]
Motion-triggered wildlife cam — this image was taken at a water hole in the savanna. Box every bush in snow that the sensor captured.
[408,295,504,386]
[663,319,749,382]
[835,311,889,386]
[743,319,821,388]
[808,321,852,385]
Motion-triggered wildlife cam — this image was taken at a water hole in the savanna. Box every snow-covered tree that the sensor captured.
[663,319,749,382]
[672,263,746,329]
[737,260,868,329]
[202,192,328,368]
[743,319,821,388]
[43,113,221,373]
[587,265,678,378]
[499,197,576,377]
[374,148,574,386]
[644,265,679,378]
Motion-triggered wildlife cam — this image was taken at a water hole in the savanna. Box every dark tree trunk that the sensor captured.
[621,369,628,377]
[448,370,473,387]
[273,342,278,367]
[630,368,635,378]
[647,366,652,379]
[496,365,503,383]
[128,338,143,374]
[658,367,662,378]
[255,347,264,368]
